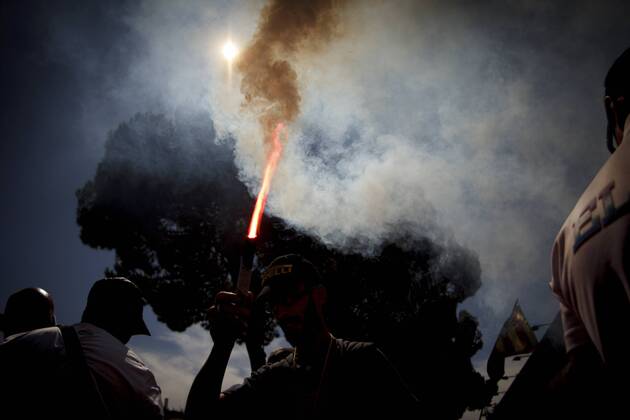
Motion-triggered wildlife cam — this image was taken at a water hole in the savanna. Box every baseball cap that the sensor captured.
[257,254,321,303]
[85,277,150,336]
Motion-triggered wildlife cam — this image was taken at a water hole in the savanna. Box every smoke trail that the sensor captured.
[236,0,345,137]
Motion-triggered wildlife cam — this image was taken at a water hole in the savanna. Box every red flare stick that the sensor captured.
[247,122,285,239]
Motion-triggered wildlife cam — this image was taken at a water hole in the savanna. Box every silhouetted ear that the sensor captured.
[605,96,614,111]
[605,96,620,152]
[615,96,628,146]
[311,285,327,306]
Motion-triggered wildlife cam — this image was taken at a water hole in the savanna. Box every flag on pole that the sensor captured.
[487,300,538,382]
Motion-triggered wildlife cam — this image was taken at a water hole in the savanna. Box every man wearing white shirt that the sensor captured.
[0,277,163,420]
[550,47,630,415]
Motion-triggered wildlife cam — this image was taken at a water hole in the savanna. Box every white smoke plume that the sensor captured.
[47,0,630,355]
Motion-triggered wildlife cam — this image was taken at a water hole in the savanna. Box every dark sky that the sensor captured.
[1,1,117,323]
[2,0,630,411]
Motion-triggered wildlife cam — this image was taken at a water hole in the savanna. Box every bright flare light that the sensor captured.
[222,41,238,62]
[247,123,285,239]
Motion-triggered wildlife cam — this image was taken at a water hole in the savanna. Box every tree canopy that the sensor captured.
[77,112,491,417]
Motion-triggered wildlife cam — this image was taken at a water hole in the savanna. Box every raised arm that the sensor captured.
[184,291,253,420]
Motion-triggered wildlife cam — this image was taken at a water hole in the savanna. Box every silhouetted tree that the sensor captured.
[77,112,491,418]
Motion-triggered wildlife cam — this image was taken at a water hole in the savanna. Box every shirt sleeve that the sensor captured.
[550,228,590,353]
[123,349,164,419]
[220,360,289,416]
[558,301,590,354]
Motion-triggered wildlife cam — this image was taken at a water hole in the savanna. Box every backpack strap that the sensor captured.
[59,325,111,420]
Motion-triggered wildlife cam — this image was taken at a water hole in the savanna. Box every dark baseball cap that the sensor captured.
[85,277,150,336]
[257,254,321,303]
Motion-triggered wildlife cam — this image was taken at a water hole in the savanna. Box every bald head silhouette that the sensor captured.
[3,288,55,337]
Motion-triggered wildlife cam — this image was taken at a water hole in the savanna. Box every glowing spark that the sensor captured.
[247,123,285,239]
[222,41,238,62]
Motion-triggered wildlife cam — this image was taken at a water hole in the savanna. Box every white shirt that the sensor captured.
[550,117,630,361]
[75,323,163,419]
[2,323,163,419]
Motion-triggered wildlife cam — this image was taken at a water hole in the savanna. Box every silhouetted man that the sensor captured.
[0,277,163,420]
[550,47,630,416]
[1,287,56,338]
[185,254,418,420]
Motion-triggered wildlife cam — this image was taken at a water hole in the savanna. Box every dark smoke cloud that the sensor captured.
[237,0,345,136]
